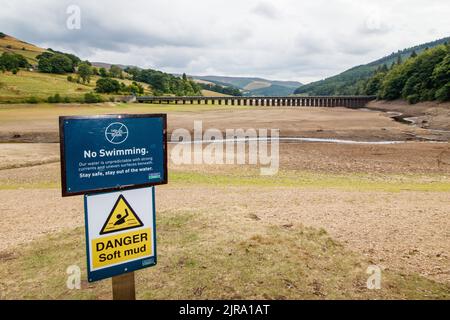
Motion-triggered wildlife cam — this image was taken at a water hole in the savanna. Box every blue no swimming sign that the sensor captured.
[59,114,167,197]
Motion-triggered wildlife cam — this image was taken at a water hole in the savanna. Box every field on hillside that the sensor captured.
[0,102,449,299]
[0,34,46,64]
[0,71,152,103]
[201,89,231,97]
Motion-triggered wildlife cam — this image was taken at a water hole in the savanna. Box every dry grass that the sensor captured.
[0,35,46,64]
[243,81,271,91]
[1,210,448,300]
[201,89,231,97]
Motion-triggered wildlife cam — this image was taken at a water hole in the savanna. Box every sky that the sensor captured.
[0,0,449,83]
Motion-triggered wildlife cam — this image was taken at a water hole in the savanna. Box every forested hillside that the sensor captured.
[367,44,450,103]
[126,69,201,96]
[294,37,450,97]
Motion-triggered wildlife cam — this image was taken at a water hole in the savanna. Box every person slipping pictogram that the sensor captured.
[114,209,129,226]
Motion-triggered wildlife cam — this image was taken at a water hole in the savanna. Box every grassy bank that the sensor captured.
[1,163,449,193]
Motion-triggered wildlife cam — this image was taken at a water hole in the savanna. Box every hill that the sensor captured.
[295,36,450,96]
[0,33,203,102]
[201,89,231,97]
[91,62,133,71]
[0,33,47,65]
[0,70,152,103]
[191,75,302,96]
[366,44,450,103]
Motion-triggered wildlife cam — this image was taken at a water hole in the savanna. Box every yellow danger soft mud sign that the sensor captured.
[84,187,156,282]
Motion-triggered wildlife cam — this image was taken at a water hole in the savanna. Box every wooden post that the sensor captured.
[112,272,136,300]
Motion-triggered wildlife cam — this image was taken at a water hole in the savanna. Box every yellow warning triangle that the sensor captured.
[100,195,144,235]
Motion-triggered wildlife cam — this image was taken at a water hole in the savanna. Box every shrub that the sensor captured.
[67,75,73,82]
[54,93,61,103]
[47,93,62,103]
[26,97,39,104]
[420,88,436,101]
[38,53,73,74]
[99,67,108,78]
[0,52,29,71]
[406,94,420,104]
[77,62,93,84]
[64,96,71,103]
[95,78,121,93]
[435,84,450,102]
[84,92,103,103]
[12,68,18,75]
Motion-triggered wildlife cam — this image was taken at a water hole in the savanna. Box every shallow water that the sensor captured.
[169,137,408,145]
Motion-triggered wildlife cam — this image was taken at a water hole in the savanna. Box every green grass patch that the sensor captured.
[0,72,154,104]
[0,165,449,193]
[0,71,95,103]
[170,169,450,192]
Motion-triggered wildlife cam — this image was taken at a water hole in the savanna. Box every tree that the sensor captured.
[95,78,121,93]
[435,84,450,102]
[50,54,73,74]
[410,50,417,58]
[431,52,450,88]
[38,53,73,74]
[47,49,80,70]
[99,67,108,77]
[365,72,385,95]
[77,62,93,84]
[127,81,144,95]
[109,65,123,79]
[128,68,201,96]
[0,52,29,71]
[182,73,188,81]
[370,44,449,103]
[37,56,53,73]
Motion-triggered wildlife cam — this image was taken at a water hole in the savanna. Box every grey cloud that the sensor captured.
[0,0,449,83]
[252,2,281,20]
